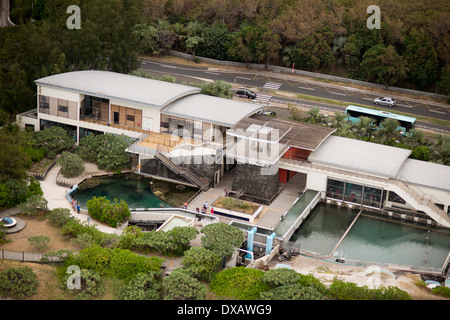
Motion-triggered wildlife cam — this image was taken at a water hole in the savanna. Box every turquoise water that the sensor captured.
[71,173,172,209]
[289,203,450,269]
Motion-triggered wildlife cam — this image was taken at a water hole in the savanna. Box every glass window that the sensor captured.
[344,182,362,203]
[327,179,344,199]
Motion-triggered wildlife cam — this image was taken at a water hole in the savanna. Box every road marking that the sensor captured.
[263,82,282,90]
[298,86,315,90]
[429,109,447,115]
[235,76,252,81]
[160,64,177,68]
[395,103,412,108]
[328,91,347,96]
[204,71,220,75]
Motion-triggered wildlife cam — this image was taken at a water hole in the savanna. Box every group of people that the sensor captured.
[190,201,214,215]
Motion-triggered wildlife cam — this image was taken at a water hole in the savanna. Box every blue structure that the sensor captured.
[265,232,277,255]
[245,227,257,259]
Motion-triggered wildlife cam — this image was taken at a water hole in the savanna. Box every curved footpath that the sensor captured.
[40,164,121,235]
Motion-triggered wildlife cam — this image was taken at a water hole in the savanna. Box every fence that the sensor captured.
[0,249,64,263]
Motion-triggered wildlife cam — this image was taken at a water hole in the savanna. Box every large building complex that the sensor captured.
[18,70,450,229]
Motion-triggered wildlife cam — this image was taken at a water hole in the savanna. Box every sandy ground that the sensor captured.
[268,254,448,300]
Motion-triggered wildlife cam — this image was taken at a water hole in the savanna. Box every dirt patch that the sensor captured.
[269,254,448,300]
[0,216,79,253]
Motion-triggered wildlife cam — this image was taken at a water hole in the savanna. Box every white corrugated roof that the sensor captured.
[162,94,262,127]
[35,70,200,108]
[397,159,450,191]
[308,136,411,178]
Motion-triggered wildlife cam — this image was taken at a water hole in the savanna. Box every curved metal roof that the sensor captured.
[308,136,411,178]
[397,159,450,191]
[162,94,262,127]
[35,70,200,109]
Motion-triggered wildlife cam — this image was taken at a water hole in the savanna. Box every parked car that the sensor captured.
[373,97,396,107]
[235,88,256,99]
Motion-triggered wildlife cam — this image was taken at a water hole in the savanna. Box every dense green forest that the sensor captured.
[0,0,449,125]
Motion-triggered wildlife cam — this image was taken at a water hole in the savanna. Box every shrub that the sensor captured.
[260,268,300,288]
[329,280,411,300]
[86,196,130,227]
[65,245,165,280]
[182,247,220,281]
[201,222,244,257]
[32,126,74,159]
[210,267,269,300]
[56,151,85,178]
[64,268,105,300]
[117,271,161,300]
[0,267,39,299]
[18,194,48,215]
[162,268,207,300]
[260,284,327,300]
[432,286,450,298]
[27,235,50,252]
[46,208,75,227]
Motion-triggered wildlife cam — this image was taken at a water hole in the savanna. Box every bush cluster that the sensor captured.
[0,267,39,299]
[86,196,130,227]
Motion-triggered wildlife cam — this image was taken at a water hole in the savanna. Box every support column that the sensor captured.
[245,227,257,259]
[265,232,276,255]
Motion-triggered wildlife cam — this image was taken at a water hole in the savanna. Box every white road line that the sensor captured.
[428,110,447,114]
[204,71,220,75]
[395,103,412,108]
[329,91,347,96]
[298,86,315,91]
[235,76,252,81]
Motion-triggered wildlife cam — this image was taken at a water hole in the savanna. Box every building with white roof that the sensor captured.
[17,70,450,228]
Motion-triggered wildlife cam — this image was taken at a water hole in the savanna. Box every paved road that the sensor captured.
[139,59,450,133]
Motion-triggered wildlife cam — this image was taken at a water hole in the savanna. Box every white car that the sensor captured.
[374,97,396,107]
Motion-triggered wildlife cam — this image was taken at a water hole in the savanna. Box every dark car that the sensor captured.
[235,88,256,99]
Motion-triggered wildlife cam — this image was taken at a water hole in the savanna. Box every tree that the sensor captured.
[361,44,408,88]
[228,23,281,69]
[403,31,439,89]
[133,23,159,54]
[410,145,431,161]
[375,118,402,145]
[32,126,74,159]
[305,107,326,125]
[200,222,244,257]
[162,268,207,300]
[431,134,450,165]
[355,116,375,141]
[182,247,220,281]
[196,22,231,60]
[200,81,233,99]
[293,30,336,70]
[437,65,450,96]
[56,151,85,178]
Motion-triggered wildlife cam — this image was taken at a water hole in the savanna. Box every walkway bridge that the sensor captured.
[273,189,321,240]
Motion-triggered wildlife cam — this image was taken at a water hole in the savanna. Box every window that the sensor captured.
[127,115,135,122]
[58,106,68,113]
[39,96,50,114]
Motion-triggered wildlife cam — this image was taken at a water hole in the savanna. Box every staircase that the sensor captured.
[155,150,210,192]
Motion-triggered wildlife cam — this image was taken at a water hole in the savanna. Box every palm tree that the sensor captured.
[431,134,450,165]
[356,116,374,141]
[375,118,402,145]
[305,106,325,125]
[403,129,426,149]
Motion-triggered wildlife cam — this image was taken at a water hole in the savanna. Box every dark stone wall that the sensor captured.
[231,163,279,203]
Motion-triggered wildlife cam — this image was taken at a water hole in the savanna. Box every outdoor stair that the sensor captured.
[155,150,210,192]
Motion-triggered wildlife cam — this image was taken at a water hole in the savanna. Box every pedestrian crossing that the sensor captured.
[263,82,282,90]
[256,94,272,102]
